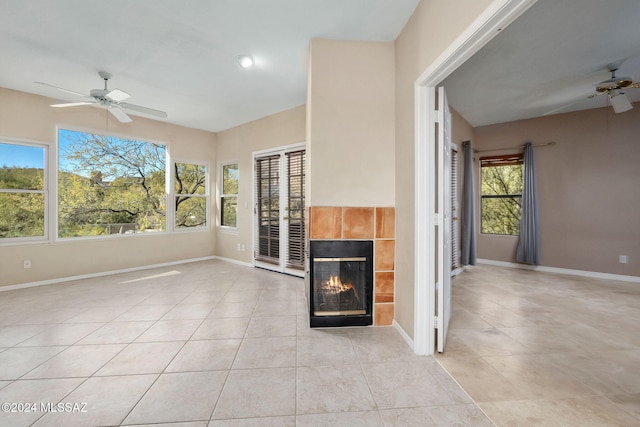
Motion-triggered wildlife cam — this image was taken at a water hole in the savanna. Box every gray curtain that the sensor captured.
[516,142,541,265]
[460,140,476,265]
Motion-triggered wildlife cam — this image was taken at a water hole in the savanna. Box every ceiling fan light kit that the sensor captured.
[36,71,167,123]
[609,91,633,114]
[593,65,638,114]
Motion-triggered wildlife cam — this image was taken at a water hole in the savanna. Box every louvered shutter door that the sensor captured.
[255,154,281,264]
[451,148,459,271]
[286,150,305,269]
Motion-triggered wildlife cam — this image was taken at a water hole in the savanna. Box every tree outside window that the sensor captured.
[480,154,523,235]
[0,141,46,239]
[58,129,166,237]
[220,163,238,228]
[175,162,207,228]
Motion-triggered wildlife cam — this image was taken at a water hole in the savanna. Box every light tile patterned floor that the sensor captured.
[0,260,490,427]
[439,264,640,426]
[4,260,637,426]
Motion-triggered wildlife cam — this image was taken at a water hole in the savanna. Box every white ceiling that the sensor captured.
[4,0,639,133]
[0,0,420,132]
[443,0,640,127]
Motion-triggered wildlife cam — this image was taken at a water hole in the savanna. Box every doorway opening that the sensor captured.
[413,0,536,355]
[253,143,306,277]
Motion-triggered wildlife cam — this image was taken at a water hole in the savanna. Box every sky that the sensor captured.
[0,142,44,168]
[0,130,161,173]
[0,131,77,170]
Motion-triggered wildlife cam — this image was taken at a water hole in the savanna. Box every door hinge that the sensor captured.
[434,316,439,329]
[432,213,442,226]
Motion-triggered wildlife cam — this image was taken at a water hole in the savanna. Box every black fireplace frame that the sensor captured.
[308,240,373,327]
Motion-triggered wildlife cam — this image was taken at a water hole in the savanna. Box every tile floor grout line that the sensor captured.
[433,355,499,427]
[207,288,251,422]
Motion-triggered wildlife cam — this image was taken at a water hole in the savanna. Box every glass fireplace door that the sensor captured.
[308,240,373,327]
[312,257,367,316]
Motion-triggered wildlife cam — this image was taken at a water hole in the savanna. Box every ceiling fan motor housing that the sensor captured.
[596,67,634,92]
[90,89,110,100]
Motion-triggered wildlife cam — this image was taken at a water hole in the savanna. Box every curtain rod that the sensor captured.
[473,141,556,153]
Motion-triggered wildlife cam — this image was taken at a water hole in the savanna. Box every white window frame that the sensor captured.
[1,126,217,244]
[0,137,51,245]
[219,161,239,230]
[171,159,210,232]
[479,154,523,236]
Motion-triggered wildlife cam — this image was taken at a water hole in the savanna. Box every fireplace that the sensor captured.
[309,240,373,327]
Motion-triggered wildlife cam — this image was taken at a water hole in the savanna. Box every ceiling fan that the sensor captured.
[543,62,640,116]
[588,64,640,113]
[35,71,167,123]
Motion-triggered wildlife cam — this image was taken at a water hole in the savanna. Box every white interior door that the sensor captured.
[437,86,452,353]
[253,145,306,277]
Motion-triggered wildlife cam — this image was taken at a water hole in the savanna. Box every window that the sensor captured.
[0,141,47,240]
[58,129,166,237]
[175,162,207,229]
[480,154,523,235]
[220,162,238,228]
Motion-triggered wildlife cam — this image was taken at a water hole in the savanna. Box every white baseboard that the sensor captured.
[477,258,640,283]
[213,256,254,268]
[393,320,415,352]
[0,256,217,292]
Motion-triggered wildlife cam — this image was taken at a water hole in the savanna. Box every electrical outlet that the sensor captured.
[241,244,245,251]
[23,260,31,269]
[236,243,241,251]
[619,255,628,264]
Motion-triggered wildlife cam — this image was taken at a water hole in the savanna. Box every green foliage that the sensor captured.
[222,164,238,195]
[0,167,45,238]
[175,163,206,195]
[221,196,237,227]
[1,132,211,240]
[175,163,207,228]
[176,196,207,227]
[0,192,45,238]
[0,166,44,190]
[58,131,167,237]
[481,164,523,235]
[221,163,238,227]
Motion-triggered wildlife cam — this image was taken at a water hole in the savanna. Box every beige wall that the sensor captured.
[215,105,306,263]
[393,0,495,338]
[0,88,216,287]
[307,39,396,207]
[474,105,640,276]
[451,107,475,148]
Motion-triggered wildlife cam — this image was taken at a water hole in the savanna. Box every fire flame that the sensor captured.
[322,275,360,302]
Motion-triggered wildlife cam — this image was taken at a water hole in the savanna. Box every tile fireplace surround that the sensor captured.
[308,206,395,326]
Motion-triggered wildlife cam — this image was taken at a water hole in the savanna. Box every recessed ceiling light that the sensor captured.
[236,55,254,69]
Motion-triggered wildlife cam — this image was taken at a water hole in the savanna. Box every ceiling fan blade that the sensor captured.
[51,101,96,108]
[34,81,88,98]
[120,102,168,118]
[105,88,131,102]
[542,97,586,116]
[587,92,607,99]
[108,106,133,123]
